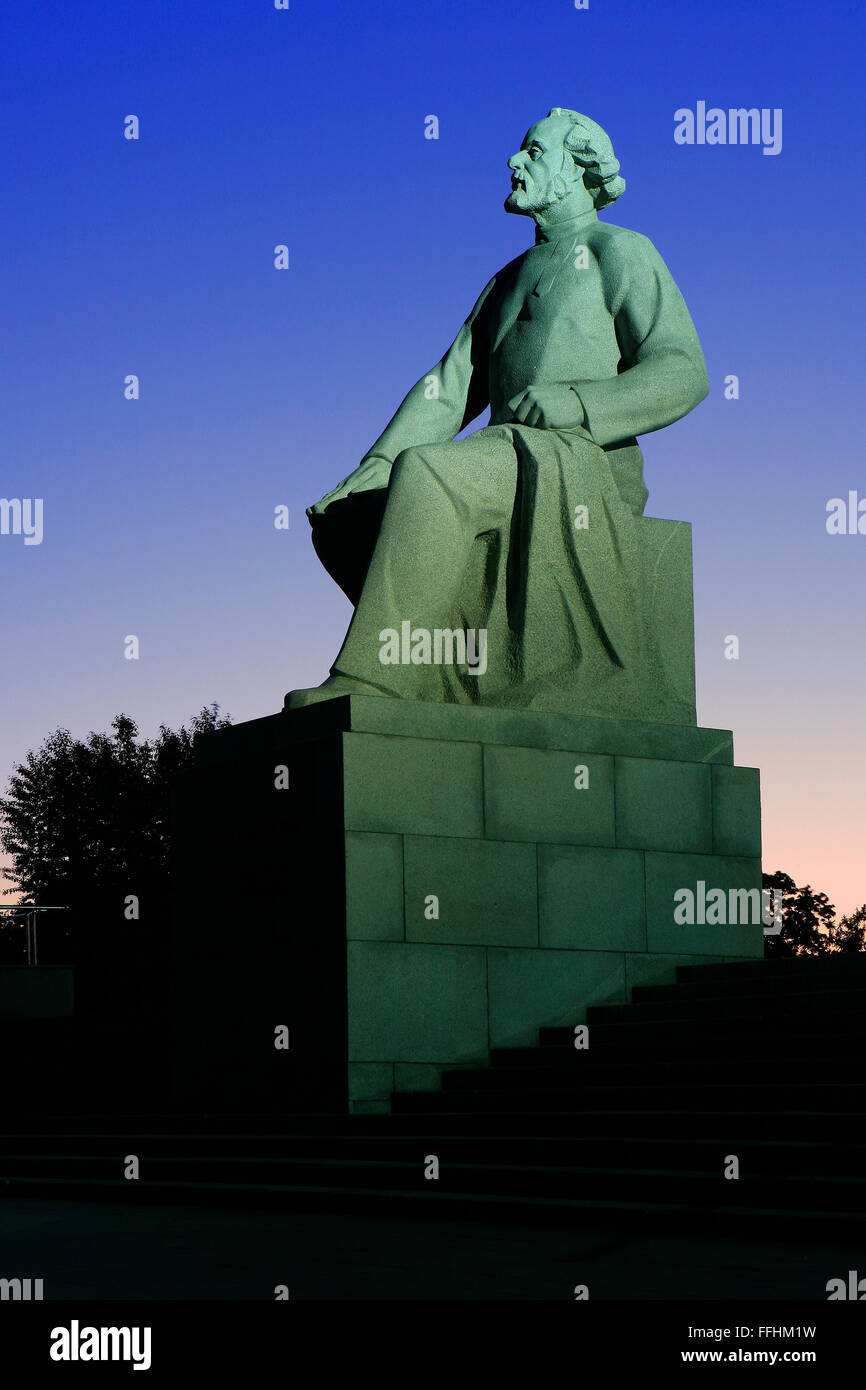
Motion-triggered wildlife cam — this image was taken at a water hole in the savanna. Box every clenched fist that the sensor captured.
[506,384,586,430]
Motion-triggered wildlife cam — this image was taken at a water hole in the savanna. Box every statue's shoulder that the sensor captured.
[589,220,661,269]
[587,221,672,306]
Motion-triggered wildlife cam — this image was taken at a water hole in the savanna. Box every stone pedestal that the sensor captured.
[169,696,762,1113]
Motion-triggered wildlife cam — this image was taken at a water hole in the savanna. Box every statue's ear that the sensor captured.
[568,156,590,191]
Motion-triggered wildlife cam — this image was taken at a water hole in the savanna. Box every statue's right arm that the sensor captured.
[308,277,496,516]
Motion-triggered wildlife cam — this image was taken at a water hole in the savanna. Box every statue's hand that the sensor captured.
[506,384,586,431]
[307,457,392,517]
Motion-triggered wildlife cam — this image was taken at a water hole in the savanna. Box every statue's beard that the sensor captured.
[505,174,568,217]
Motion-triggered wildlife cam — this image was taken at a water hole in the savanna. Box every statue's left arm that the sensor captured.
[308,276,495,515]
[357,274,496,467]
[570,232,709,446]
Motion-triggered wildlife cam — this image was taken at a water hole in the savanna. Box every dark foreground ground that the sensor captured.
[0,1197,856,1300]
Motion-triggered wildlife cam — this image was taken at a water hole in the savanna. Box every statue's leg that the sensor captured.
[308,488,388,605]
[322,433,518,699]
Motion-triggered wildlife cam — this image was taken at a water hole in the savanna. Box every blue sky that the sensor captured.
[1,0,864,908]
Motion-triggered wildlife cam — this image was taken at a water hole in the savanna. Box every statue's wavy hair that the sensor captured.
[549,108,626,209]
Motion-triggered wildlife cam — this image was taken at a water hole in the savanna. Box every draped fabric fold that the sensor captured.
[310,422,680,722]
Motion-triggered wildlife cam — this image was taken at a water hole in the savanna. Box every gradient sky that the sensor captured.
[1,0,864,910]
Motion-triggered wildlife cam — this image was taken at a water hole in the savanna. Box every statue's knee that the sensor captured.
[391,446,441,487]
[391,448,414,477]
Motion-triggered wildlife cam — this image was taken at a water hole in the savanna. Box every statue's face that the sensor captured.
[505,115,575,217]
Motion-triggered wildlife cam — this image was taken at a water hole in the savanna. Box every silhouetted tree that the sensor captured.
[0,704,231,1011]
[828,904,866,954]
[763,869,840,957]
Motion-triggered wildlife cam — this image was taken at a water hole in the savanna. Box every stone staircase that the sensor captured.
[1,957,864,1236]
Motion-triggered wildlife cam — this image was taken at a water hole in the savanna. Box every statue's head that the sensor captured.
[505,109,625,221]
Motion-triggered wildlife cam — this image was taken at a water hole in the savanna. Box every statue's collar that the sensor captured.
[533,208,598,245]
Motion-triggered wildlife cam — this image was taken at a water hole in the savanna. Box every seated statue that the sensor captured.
[286,107,708,721]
